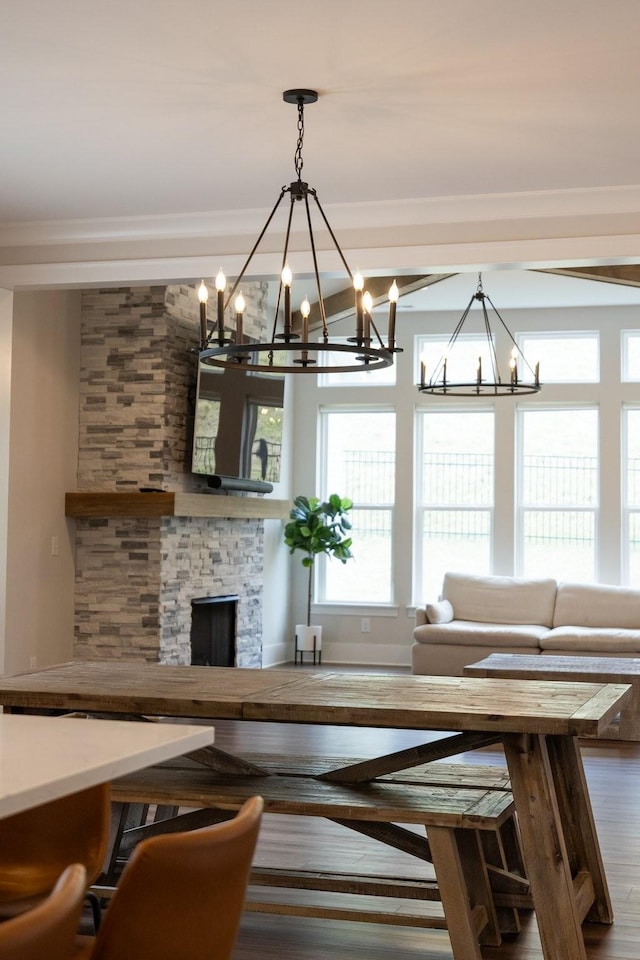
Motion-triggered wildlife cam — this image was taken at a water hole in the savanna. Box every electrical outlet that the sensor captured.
[29,656,37,670]
[50,536,59,557]
[360,618,370,633]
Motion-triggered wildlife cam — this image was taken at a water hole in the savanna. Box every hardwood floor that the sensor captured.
[215,712,640,960]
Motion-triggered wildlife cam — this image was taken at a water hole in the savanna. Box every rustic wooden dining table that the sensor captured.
[0,660,630,960]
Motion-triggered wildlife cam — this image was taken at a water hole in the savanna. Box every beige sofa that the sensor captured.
[412,571,640,676]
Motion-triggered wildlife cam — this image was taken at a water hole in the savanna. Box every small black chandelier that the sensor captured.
[197,89,400,375]
[418,274,541,396]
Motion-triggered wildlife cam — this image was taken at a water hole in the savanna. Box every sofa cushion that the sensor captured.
[442,572,558,627]
[553,581,640,630]
[413,620,548,648]
[426,599,454,624]
[541,625,640,653]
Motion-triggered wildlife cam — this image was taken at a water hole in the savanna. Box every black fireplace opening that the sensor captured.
[190,594,239,667]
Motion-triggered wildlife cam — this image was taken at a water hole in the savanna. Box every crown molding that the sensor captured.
[2,184,640,248]
[1,184,640,290]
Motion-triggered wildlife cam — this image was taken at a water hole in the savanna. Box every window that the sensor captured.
[623,406,640,585]
[517,407,598,581]
[518,332,599,383]
[317,408,395,603]
[415,409,494,602]
[301,298,640,628]
[622,331,640,381]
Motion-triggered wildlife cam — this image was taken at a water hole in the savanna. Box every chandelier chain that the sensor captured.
[294,100,305,181]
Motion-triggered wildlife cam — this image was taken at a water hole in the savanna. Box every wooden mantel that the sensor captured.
[65,492,290,521]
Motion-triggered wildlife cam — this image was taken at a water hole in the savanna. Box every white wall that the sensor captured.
[290,301,640,665]
[3,291,81,675]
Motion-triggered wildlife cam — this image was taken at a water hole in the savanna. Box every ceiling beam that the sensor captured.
[293,274,455,330]
[538,265,640,288]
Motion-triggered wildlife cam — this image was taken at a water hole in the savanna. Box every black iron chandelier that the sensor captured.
[197,89,400,374]
[418,274,541,396]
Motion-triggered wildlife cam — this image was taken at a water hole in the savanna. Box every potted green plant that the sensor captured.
[284,494,353,661]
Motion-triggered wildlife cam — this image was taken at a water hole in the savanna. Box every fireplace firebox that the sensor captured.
[190,595,239,667]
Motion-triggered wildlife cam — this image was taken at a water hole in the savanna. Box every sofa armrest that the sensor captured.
[415,607,428,627]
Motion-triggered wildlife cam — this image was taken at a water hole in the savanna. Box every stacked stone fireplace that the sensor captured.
[73,283,269,667]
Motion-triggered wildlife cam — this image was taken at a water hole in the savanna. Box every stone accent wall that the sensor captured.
[78,282,269,491]
[74,517,163,662]
[73,283,269,666]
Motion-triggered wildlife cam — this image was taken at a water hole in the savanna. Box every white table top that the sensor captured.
[0,713,214,819]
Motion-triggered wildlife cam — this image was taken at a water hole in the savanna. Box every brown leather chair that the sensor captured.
[0,783,111,930]
[75,795,264,960]
[0,863,87,960]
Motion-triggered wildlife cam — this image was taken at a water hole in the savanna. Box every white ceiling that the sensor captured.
[2,0,640,291]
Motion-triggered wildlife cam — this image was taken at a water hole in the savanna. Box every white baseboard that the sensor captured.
[262,639,411,668]
[261,641,292,668]
[322,642,411,667]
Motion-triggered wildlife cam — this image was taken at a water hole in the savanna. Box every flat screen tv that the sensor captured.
[191,357,285,494]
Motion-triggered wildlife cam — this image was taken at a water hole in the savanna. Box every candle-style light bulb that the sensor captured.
[420,350,428,388]
[300,296,311,340]
[197,280,208,345]
[362,290,373,343]
[282,264,292,338]
[388,280,398,349]
[510,346,518,385]
[300,296,311,362]
[215,268,226,343]
[442,350,448,386]
[354,271,364,340]
[234,291,245,345]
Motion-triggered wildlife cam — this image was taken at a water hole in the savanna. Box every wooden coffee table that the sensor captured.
[464,653,640,740]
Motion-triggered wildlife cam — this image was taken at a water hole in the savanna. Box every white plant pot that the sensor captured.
[294,625,322,665]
